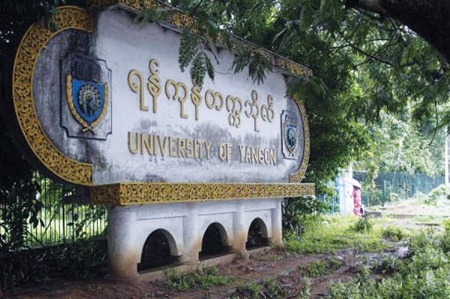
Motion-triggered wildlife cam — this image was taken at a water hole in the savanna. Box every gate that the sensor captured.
[0,172,106,248]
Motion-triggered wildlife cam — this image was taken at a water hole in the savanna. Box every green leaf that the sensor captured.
[205,56,215,82]
[179,32,199,72]
[191,54,206,87]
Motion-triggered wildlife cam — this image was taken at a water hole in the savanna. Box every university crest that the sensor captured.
[281,110,300,160]
[61,52,112,140]
[67,75,109,134]
[285,123,297,153]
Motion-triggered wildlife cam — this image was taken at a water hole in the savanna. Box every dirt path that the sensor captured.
[10,247,381,299]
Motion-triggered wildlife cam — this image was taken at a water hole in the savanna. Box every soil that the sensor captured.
[8,200,448,299]
[9,247,371,299]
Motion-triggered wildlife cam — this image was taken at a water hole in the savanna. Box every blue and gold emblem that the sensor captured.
[66,74,109,134]
[285,124,297,153]
[281,110,300,159]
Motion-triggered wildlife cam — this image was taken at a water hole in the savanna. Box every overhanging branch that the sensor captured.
[345,0,389,17]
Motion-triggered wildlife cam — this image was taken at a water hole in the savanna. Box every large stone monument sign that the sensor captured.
[11,1,314,277]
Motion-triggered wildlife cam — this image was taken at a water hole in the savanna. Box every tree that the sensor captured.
[169,0,449,190]
[1,0,449,195]
[356,110,445,176]
[346,0,450,62]
[0,1,66,251]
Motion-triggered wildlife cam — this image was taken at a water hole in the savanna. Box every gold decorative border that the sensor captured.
[290,97,310,183]
[88,0,313,79]
[91,182,315,205]
[14,4,312,195]
[13,6,94,185]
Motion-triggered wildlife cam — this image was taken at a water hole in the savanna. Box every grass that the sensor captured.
[303,257,343,277]
[231,279,286,299]
[164,267,231,291]
[326,219,450,298]
[381,225,405,242]
[284,215,395,254]
[280,213,450,298]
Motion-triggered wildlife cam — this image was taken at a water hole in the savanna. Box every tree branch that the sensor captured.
[346,0,450,62]
[345,0,389,17]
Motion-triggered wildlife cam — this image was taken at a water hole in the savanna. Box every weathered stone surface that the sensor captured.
[31,7,307,185]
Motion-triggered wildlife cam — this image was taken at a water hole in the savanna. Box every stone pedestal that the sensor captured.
[107,198,283,278]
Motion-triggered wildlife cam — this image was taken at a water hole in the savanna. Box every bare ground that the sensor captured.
[10,247,372,299]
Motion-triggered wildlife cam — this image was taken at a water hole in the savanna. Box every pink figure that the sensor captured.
[353,186,363,216]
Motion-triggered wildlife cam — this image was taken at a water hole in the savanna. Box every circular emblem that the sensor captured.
[78,83,101,118]
[286,126,297,149]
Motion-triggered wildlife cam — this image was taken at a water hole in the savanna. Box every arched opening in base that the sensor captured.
[246,218,270,249]
[138,229,178,272]
[199,222,229,260]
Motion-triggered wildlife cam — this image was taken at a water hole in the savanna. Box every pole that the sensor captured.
[446,127,449,185]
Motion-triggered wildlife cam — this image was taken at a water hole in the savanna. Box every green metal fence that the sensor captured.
[1,172,107,248]
[353,171,445,207]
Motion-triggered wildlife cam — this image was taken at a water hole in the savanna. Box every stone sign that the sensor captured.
[11,1,316,278]
[12,3,314,204]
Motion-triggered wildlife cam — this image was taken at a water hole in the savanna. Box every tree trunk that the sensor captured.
[347,0,450,62]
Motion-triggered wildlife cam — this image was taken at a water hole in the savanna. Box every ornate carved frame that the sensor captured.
[91,182,315,205]
[13,6,94,186]
[13,4,314,205]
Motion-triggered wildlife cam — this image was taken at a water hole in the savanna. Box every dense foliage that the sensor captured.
[0,237,107,291]
[147,0,450,191]
[0,1,68,253]
[356,111,445,177]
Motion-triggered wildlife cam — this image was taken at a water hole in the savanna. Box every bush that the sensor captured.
[424,184,450,206]
[0,237,107,291]
[282,196,331,236]
[373,255,399,275]
[382,226,404,242]
[443,219,450,232]
[351,217,373,233]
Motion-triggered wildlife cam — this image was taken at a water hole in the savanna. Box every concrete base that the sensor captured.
[106,247,272,282]
[107,198,283,278]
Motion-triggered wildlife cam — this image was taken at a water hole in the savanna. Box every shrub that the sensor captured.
[282,196,331,236]
[0,237,107,291]
[382,226,404,242]
[443,219,450,232]
[424,184,450,206]
[351,217,373,233]
[373,255,399,275]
